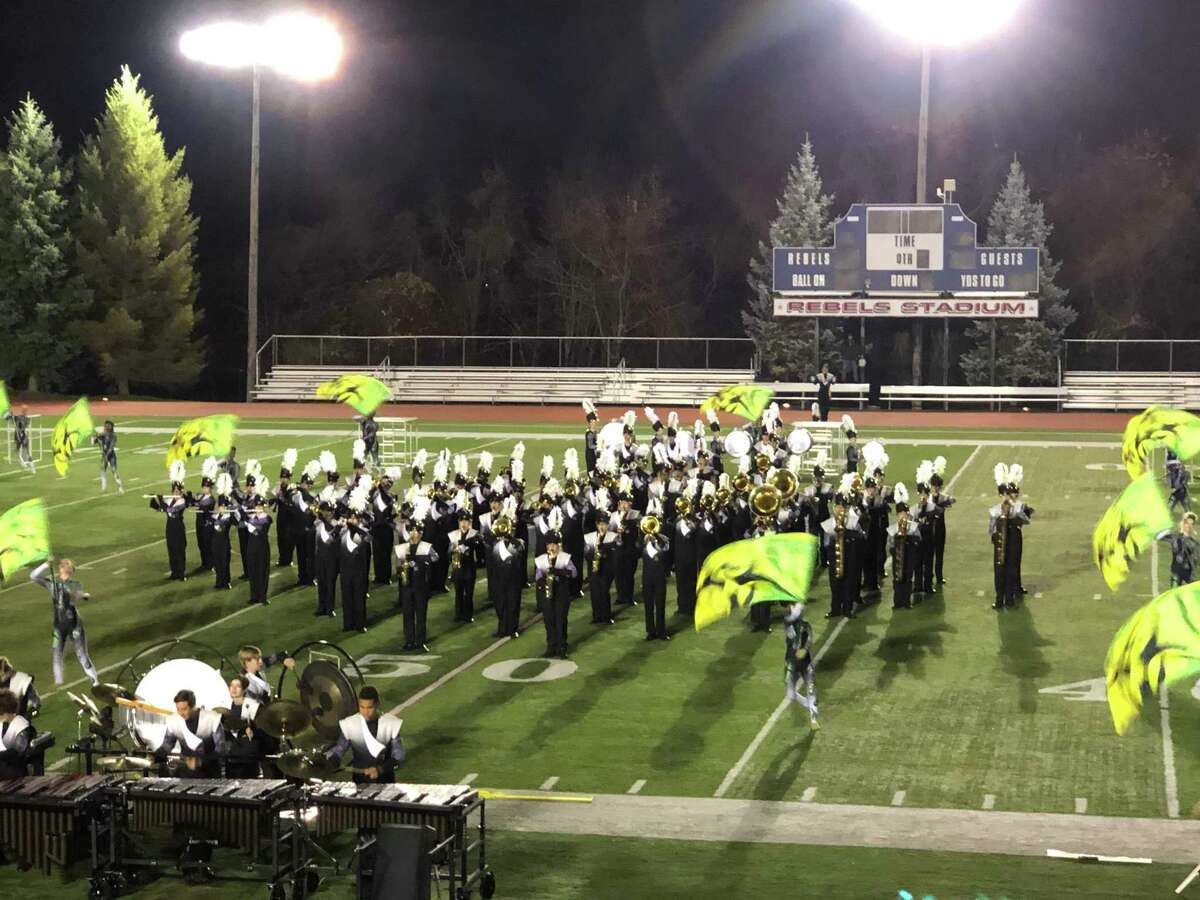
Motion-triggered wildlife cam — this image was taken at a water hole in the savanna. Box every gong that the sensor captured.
[298,660,357,741]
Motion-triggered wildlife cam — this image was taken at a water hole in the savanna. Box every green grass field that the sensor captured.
[0,413,1194,897]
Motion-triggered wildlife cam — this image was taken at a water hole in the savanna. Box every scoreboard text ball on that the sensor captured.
[772,202,1040,319]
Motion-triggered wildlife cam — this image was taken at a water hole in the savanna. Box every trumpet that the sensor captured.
[771,468,799,502]
[754,452,771,474]
[564,480,579,499]
[451,542,463,573]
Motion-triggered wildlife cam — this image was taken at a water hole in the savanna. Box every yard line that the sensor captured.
[891,790,906,807]
[460,772,479,785]
[1153,538,1181,819]
[112,568,126,575]
[713,443,983,800]
[540,776,560,791]
[627,780,647,795]
[982,794,996,810]
[800,787,817,803]
[1075,797,1088,815]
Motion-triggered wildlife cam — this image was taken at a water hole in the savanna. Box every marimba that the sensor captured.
[0,775,112,875]
[125,777,296,854]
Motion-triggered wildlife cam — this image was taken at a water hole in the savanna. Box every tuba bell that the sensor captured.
[715,486,732,507]
[771,468,799,501]
[732,472,751,494]
[749,484,781,519]
[675,496,692,518]
[699,492,716,513]
[640,515,661,537]
[755,452,771,474]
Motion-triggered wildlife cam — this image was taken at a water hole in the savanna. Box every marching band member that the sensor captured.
[340,483,373,632]
[990,463,1030,610]
[1167,450,1190,511]
[239,477,274,606]
[913,461,936,595]
[491,497,525,638]
[673,480,700,618]
[822,474,863,619]
[427,456,453,594]
[274,449,299,569]
[222,675,262,778]
[613,476,641,607]
[448,506,484,623]
[841,415,859,474]
[0,657,40,719]
[150,460,191,580]
[211,473,236,589]
[32,558,98,685]
[370,467,400,585]
[326,686,405,784]
[156,689,225,778]
[928,456,956,587]
[533,477,559,611]
[619,411,638,468]
[349,439,369,490]
[0,690,36,778]
[237,459,262,580]
[396,498,438,651]
[782,604,819,730]
[641,497,672,641]
[582,400,600,473]
[90,419,123,493]
[1158,512,1199,587]
[535,510,577,658]
[4,404,35,473]
[292,460,321,587]
[887,484,920,610]
[314,493,341,617]
[584,496,618,624]
[238,645,296,705]
[815,363,835,421]
[561,449,587,596]
[194,457,218,572]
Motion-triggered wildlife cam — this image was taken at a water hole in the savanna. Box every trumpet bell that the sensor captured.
[640,515,661,536]
[771,468,799,501]
[749,484,782,518]
[675,497,692,517]
[699,493,716,512]
[732,472,751,494]
[715,487,732,507]
[754,452,771,473]
[493,516,513,537]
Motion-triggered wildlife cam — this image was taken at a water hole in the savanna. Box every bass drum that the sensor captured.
[130,658,231,749]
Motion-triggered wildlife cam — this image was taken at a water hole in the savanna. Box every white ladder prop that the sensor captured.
[376,416,418,469]
[5,413,45,465]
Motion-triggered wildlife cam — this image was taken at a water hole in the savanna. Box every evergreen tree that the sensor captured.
[75,66,201,395]
[0,96,84,389]
[960,158,1075,385]
[744,138,846,381]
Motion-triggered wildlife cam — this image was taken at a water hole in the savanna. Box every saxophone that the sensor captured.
[834,508,847,580]
[401,544,415,586]
[451,539,463,574]
[895,514,908,584]
[995,499,1011,567]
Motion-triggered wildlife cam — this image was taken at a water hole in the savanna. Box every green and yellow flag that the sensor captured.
[0,498,50,580]
[694,532,820,630]
[1092,472,1174,591]
[1105,583,1200,735]
[0,380,9,418]
[52,397,93,476]
[699,384,774,423]
[315,374,392,416]
[166,415,238,467]
[1121,406,1200,479]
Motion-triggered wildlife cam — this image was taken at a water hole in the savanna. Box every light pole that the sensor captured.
[849,0,1024,390]
[180,14,343,401]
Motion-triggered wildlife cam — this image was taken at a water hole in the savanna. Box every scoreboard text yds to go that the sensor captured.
[772,297,1039,319]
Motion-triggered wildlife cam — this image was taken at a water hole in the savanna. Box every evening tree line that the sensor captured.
[0,67,1193,397]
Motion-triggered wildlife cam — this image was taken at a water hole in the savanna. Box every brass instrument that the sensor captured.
[851,474,864,497]
[995,498,1011,567]
[732,472,751,494]
[754,452,771,473]
[676,496,692,517]
[715,487,732,508]
[640,515,661,537]
[564,480,579,498]
[492,516,513,538]
[700,492,717,513]
[834,507,847,580]
[749,484,781,527]
[771,468,799,501]
[451,540,463,573]
[894,513,909,583]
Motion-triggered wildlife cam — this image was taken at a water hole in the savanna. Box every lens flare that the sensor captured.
[849,0,1024,47]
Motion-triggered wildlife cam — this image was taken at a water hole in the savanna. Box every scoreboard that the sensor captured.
[772,203,1039,317]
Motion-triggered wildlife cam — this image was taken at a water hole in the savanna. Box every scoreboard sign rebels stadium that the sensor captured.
[772,203,1040,319]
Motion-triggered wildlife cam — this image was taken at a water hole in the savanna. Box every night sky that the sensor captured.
[2,1,1199,356]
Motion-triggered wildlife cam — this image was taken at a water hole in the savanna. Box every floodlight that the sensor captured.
[849,0,1023,47]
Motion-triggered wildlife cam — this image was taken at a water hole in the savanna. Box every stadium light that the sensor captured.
[180,13,344,400]
[848,0,1024,48]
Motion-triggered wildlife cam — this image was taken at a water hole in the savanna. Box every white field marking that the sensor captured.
[1034,592,1044,599]
[1075,797,1088,814]
[269,572,281,579]
[386,613,544,718]
[713,443,983,800]
[801,787,817,803]
[540,776,560,791]
[112,568,126,576]
[1153,537,1181,819]
[891,790,906,807]
[982,794,996,810]
[460,773,479,785]
[975,590,984,597]
[1092,593,1101,600]
[627,779,647,795]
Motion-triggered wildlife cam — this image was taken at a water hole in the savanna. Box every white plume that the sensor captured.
[563,449,580,481]
[653,442,669,466]
[617,474,632,495]
[878,451,890,472]
[811,401,820,417]
[838,472,855,496]
[412,495,431,522]
[916,460,934,486]
[282,448,298,472]
[718,472,730,490]
[438,447,451,465]
[706,407,719,426]
[894,482,909,505]
[433,458,449,484]
[862,440,886,472]
[413,448,428,472]
[541,454,554,478]
[686,477,699,497]
[595,490,610,512]
[787,454,804,475]
[702,480,716,498]
[598,448,617,475]
[511,441,525,461]
[1009,463,1024,487]
[352,438,366,462]
[841,414,855,433]
[501,495,518,520]
[478,451,494,473]
[543,478,562,498]
[738,455,751,474]
[216,472,232,497]
[348,482,370,513]
[643,406,660,426]
[320,485,339,505]
[404,485,422,506]
[622,410,636,430]
[581,399,596,416]
[454,488,469,511]
[694,418,704,438]
[454,453,469,478]
[245,458,261,479]
[933,455,947,477]
[256,476,270,496]
[320,450,338,474]
[667,411,679,432]
[769,401,780,419]
[547,507,563,533]
[635,443,650,459]
[511,458,525,483]
[490,475,506,495]
[304,459,322,482]
[384,465,402,480]
[170,459,186,484]
[994,462,1009,486]
[201,456,219,479]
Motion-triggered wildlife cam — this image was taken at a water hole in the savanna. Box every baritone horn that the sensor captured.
[771,468,798,501]
[732,472,751,494]
[640,515,661,537]
[492,516,513,538]
[749,484,781,519]
[755,452,771,473]
[675,496,692,517]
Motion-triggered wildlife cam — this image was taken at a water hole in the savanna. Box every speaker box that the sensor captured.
[359,824,431,900]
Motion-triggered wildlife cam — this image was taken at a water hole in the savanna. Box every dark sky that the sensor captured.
[2,0,1200,290]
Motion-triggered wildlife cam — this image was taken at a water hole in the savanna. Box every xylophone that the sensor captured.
[308,781,477,839]
[125,777,296,855]
[0,775,112,875]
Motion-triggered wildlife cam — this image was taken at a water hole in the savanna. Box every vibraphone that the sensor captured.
[0,775,113,875]
[125,777,296,854]
[308,782,487,896]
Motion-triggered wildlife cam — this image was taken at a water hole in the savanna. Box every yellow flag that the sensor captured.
[1121,406,1200,479]
[694,533,819,630]
[315,374,392,416]
[0,498,50,580]
[1091,472,1174,591]
[52,397,93,476]
[699,384,774,422]
[166,415,239,467]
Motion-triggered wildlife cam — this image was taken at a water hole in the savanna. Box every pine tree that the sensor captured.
[75,67,201,395]
[744,138,846,381]
[960,158,1075,386]
[0,96,84,389]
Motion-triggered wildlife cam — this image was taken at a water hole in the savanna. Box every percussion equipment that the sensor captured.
[787,427,813,456]
[68,690,102,718]
[723,428,751,459]
[125,777,296,855]
[0,775,112,874]
[91,683,137,706]
[213,707,244,732]
[298,660,358,741]
[115,696,174,717]
[96,755,153,773]
[255,700,311,740]
[129,658,230,749]
[275,749,339,781]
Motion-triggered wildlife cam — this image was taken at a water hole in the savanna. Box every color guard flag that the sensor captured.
[700,384,775,423]
[1092,472,1174,591]
[0,380,8,418]
[694,532,820,630]
[315,374,392,416]
[51,397,93,476]
[1105,582,1200,735]
[0,498,50,580]
[1121,406,1200,479]
[166,415,238,467]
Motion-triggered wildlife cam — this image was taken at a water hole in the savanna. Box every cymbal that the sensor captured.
[67,690,101,718]
[97,755,153,773]
[91,682,138,706]
[275,749,338,781]
[213,707,244,732]
[256,700,310,739]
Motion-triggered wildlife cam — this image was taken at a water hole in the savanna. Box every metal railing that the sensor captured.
[1062,339,1200,373]
[256,334,757,384]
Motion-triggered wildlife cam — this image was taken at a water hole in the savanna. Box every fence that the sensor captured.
[256,334,757,382]
[1061,339,1200,374]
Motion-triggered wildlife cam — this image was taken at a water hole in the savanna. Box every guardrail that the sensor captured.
[1062,339,1200,373]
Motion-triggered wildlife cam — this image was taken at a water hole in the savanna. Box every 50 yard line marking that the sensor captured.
[713,442,983,800]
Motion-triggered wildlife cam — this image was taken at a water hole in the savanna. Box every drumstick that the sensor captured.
[115,696,175,716]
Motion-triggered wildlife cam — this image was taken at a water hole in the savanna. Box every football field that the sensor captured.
[1,410,1197,897]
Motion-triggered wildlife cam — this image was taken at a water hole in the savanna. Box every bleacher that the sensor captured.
[252,365,757,407]
[1061,371,1200,410]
